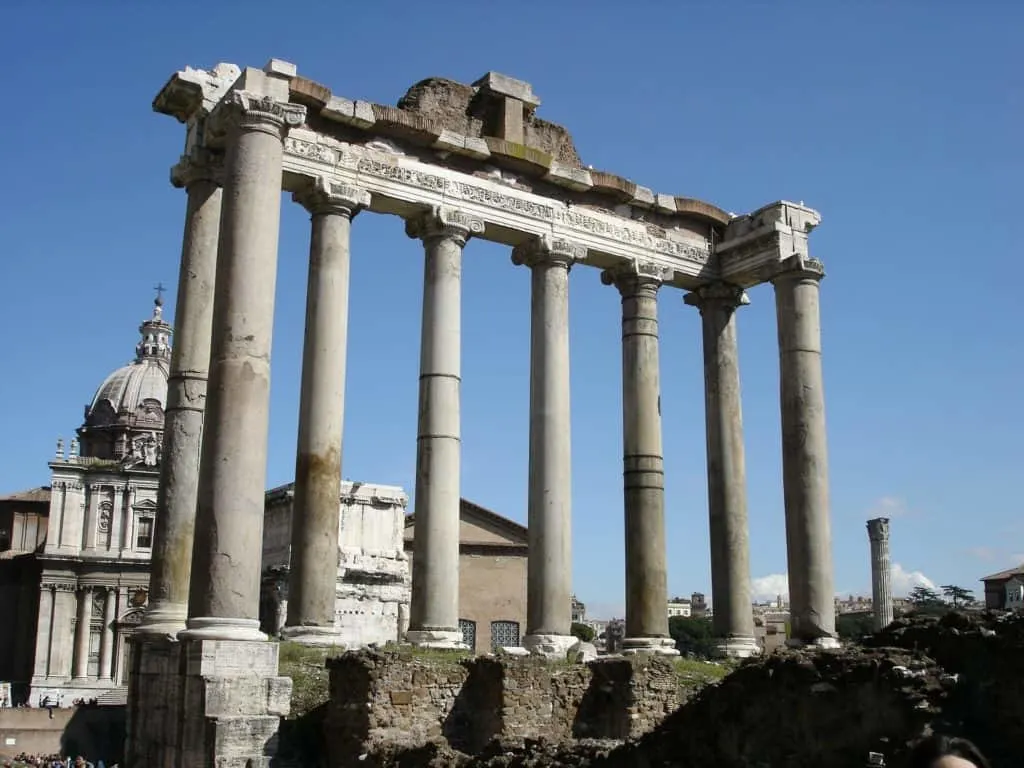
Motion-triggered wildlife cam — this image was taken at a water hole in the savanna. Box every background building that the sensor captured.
[0,296,171,706]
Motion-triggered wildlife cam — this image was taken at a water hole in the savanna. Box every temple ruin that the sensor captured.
[128,58,836,766]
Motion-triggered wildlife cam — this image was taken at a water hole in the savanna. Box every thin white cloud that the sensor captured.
[890,563,935,596]
[751,573,789,602]
[867,496,913,519]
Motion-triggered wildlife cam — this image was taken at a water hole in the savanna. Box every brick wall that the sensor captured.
[324,650,679,766]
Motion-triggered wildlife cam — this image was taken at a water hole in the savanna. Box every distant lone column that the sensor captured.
[73,587,93,680]
[181,90,306,642]
[512,235,582,658]
[772,256,838,648]
[684,284,759,658]
[138,148,223,637]
[404,206,483,649]
[284,179,370,646]
[867,517,894,631]
[602,261,677,655]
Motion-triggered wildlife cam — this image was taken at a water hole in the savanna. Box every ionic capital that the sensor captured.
[766,254,826,285]
[511,234,584,270]
[404,206,485,247]
[170,147,224,189]
[600,259,672,297]
[217,90,306,140]
[683,283,750,313]
[292,176,370,218]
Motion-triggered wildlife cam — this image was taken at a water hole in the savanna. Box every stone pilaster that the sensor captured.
[72,586,93,680]
[48,584,77,681]
[183,90,305,642]
[98,587,117,680]
[403,206,483,649]
[32,585,54,679]
[684,284,759,658]
[512,235,582,658]
[771,256,838,648]
[284,178,370,645]
[867,517,894,631]
[601,261,677,655]
[139,148,224,638]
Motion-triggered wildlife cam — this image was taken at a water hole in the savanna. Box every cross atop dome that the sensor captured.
[136,286,173,362]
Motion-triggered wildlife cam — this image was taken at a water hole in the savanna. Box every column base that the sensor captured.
[178,617,267,642]
[522,633,578,659]
[621,637,680,656]
[280,625,347,648]
[405,628,467,650]
[713,636,762,658]
[135,601,188,638]
[786,635,841,650]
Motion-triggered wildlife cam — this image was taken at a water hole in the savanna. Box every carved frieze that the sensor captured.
[282,136,712,272]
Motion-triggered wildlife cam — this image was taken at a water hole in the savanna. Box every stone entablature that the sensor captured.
[154,63,819,289]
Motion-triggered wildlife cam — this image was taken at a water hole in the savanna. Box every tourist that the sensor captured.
[908,734,991,768]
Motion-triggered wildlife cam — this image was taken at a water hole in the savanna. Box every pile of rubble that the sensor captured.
[304,612,1024,767]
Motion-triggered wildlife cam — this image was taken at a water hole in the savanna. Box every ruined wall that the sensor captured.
[323,651,680,766]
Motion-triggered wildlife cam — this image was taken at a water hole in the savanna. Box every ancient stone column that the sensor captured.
[138,148,223,637]
[284,179,370,646]
[867,517,894,631]
[98,587,117,680]
[601,261,677,655]
[512,235,582,658]
[772,257,838,647]
[73,587,93,679]
[182,91,306,642]
[32,585,54,679]
[404,206,483,648]
[684,284,759,658]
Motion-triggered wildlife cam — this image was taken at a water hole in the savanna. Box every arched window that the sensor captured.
[491,620,520,650]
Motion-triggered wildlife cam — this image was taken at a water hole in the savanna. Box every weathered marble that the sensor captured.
[602,262,677,656]
[404,207,481,649]
[512,236,581,658]
[685,284,759,658]
[284,179,370,645]
[867,517,894,631]
[772,257,838,648]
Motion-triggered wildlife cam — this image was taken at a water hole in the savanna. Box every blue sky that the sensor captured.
[1,1,1020,619]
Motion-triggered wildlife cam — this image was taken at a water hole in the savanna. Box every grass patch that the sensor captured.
[278,641,342,718]
[673,656,733,701]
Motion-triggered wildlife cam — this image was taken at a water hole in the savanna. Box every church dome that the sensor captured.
[78,293,174,461]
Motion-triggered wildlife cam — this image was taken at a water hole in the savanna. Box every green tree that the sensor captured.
[941,585,975,608]
[570,622,595,643]
[836,612,875,640]
[668,616,716,658]
[909,585,943,607]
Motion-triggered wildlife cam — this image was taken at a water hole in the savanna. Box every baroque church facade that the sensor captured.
[0,296,172,705]
[0,293,532,705]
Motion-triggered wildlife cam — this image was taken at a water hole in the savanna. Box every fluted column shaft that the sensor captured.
[513,237,581,656]
[685,284,758,657]
[867,517,894,631]
[139,150,223,637]
[73,587,93,679]
[602,263,676,654]
[284,180,370,644]
[405,208,482,648]
[183,91,305,641]
[98,587,116,680]
[773,259,837,646]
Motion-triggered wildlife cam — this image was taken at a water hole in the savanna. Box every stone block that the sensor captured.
[472,72,541,108]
